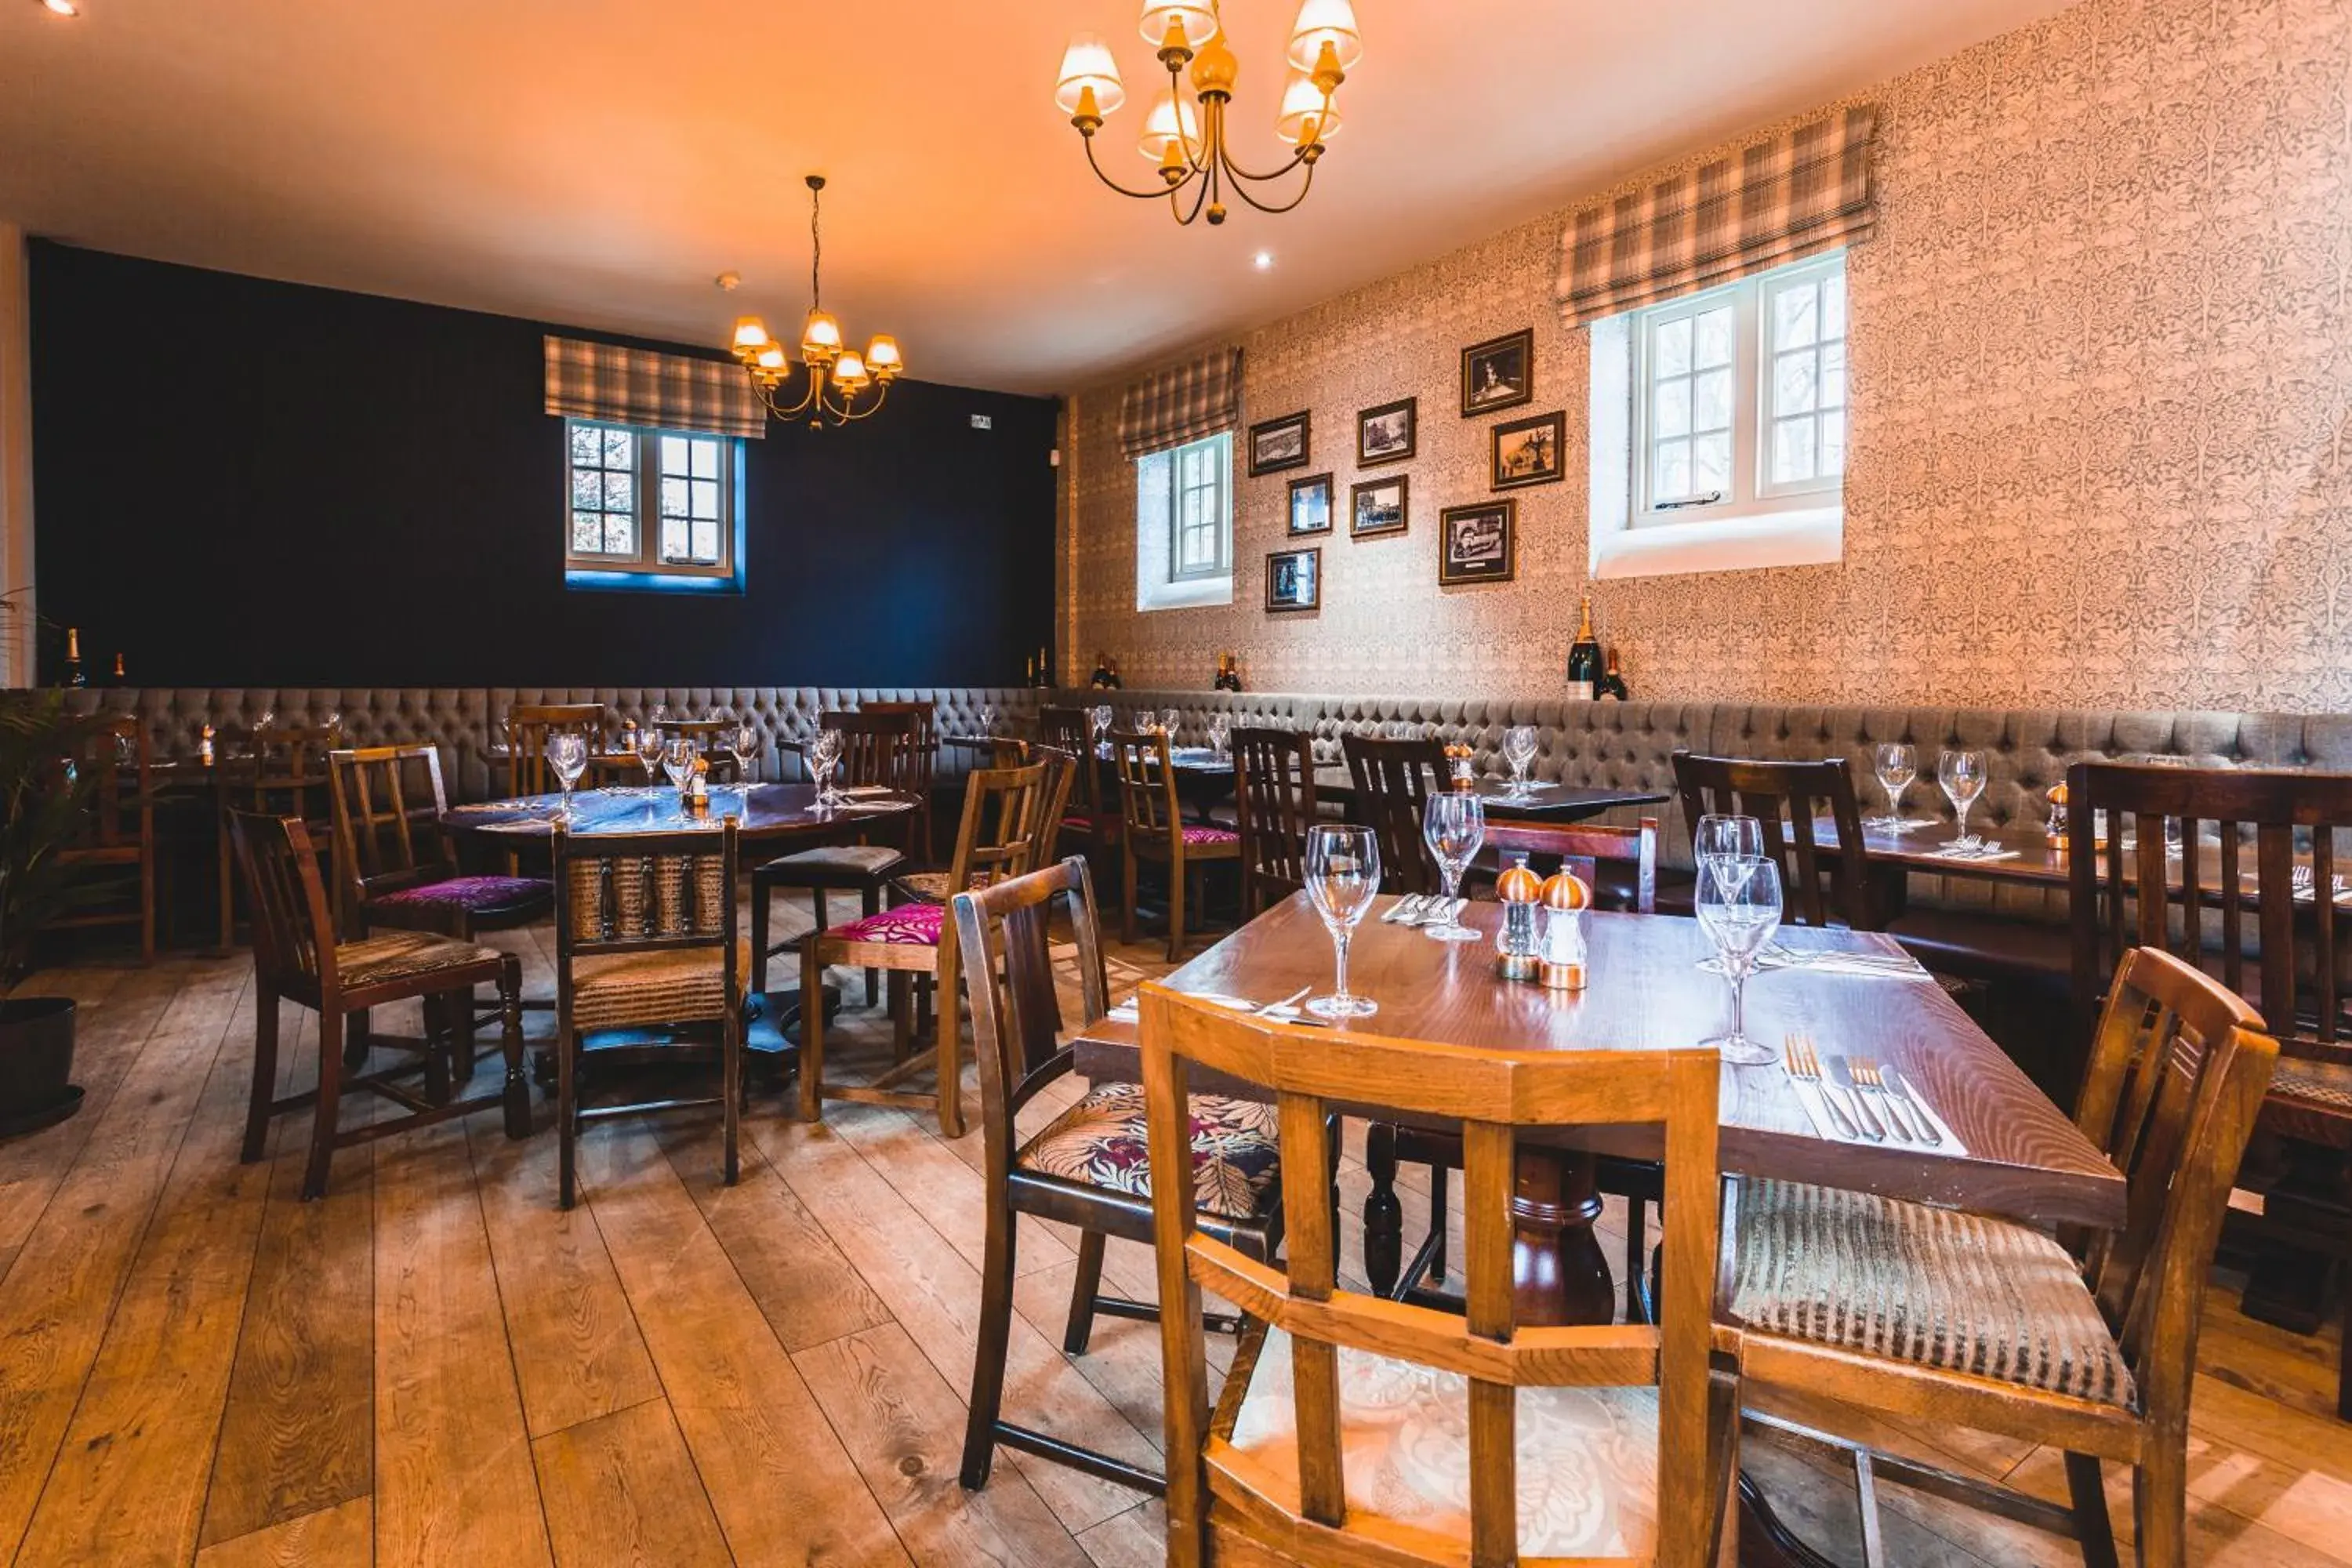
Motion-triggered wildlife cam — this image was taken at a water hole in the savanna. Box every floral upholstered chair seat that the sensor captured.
[1178,825,1239,847]
[376,873,553,915]
[1018,1082,1279,1219]
[829,902,947,946]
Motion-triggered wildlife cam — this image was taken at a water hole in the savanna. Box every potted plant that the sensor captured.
[0,688,109,1134]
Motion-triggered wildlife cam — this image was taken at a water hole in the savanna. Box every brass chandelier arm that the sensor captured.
[1207,90,1321,187]
[1082,129,1199,201]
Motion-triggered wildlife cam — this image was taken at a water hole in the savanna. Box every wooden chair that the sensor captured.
[1722,945,2276,1568]
[216,724,339,949]
[551,817,744,1210]
[655,717,740,782]
[1112,729,1242,963]
[1367,818,1665,1319]
[1140,984,1736,1568]
[54,713,156,963]
[2068,759,2352,1423]
[953,856,1291,1496]
[1671,749,1878,928]
[228,811,528,1201]
[1340,731,1445,896]
[1040,703,1117,866]
[504,702,606,797]
[751,710,923,1009]
[862,699,939,860]
[797,758,1058,1139]
[1230,726,1319,916]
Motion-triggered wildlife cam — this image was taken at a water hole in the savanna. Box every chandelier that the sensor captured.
[728,176,902,427]
[1054,2,1361,227]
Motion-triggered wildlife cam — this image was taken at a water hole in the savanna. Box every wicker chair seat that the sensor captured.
[570,940,751,1033]
[2274,1058,2352,1112]
[1725,1178,2134,1408]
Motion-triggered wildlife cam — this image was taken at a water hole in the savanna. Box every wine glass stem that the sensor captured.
[1333,931,1352,1001]
[1956,803,1972,840]
[1886,783,1900,819]
[1730,965,1747,1044]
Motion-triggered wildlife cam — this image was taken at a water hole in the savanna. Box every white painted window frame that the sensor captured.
[1135,430,1235,612]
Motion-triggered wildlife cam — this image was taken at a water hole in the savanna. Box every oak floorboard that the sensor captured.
[191,1495,373,1568]
[826,1105,1076,1278]
[794,1322,1095,1568]
[466,1110,662,1439]
[15,973,267,1568]
[0,963,248,1563]
[1073,1501,1167,1568]
[579,1118,909,1568]
[531,1397,731,1568]
[372,1116,551,1568]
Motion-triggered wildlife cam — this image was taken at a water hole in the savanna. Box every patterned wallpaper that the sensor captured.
[1061,0,2352,712]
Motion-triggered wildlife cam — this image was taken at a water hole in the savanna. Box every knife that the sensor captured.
[1381,894,1428,924]
[1826,1057,1886,1141]
[1886,1065,1944,1146]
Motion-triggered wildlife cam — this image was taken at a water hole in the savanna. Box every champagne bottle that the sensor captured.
[60,626,87,689]
[111,652,126,685]
[1025,652,1036,685]
[1598,649,1630,701]
[1565,593,1601,702]
[1214,652,1243,694]
[1034,647,1053,688]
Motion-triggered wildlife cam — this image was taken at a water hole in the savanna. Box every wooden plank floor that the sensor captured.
[0,897,2345,1567]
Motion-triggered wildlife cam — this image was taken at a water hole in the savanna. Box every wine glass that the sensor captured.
[1420,792,1486,942]
[1207,712,1232,760]
[662,735,697,796]
[1503,726,1539,797]
[633,723,666,795]
[807,728,844,806]
[2134,754,2191,854]
[1160,707,1181,741]
[1090,705,1112,752]
[1871,742,1917,830]
[1694,812,1766,892]
[978,703,998,737]
[321,709,343,738]
[1303,826,1382,1020]
[547,733,588,819]
[731,722,760,786]
[1938,749,1987,848]
[1696,855,1782,1067]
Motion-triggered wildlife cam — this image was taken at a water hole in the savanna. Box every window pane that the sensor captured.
[1693,432,1731,495]
[691,520,719,561]
[572,470,602,508]
[1820,410,1846,474]
[660,436,691,475]
[570,424,600,465]
[1820,339,1847,408]
[1653,377,1691,439]
[692,480,717,520]
[603,516,634,555]
[572,511,603,552]
[1774,350,1818,414]
[1654,317,1692,377]
[659,518,686,561]
[661,477,689,517]
[601,472,633,511]
[1773,283,1818,349]
[602,429,634,466]
[1693,306,1735,369]
[1822,272,1847,339]
[1693,368,1733,432]
[1654,438,1692,499]
[691,440,717,480]
[1773,417,1817,483]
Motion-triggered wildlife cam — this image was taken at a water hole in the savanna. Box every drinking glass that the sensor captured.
[1419,792,1486,942]
[1090,705,1112,750]
[1503,726,1539,797]
[1694,812,1766,893]
[1160,707,1181,740]
[2135,754,2190,854]
[731,722,760,786]
[1937,749,1987,848]
[1303,826,1382,1020]
[807,728,844,806]
[635,724,666,794]
[547,733,588,819]
[978,703,998,737]
[1207,712,1232,760]
[321,709,343,738]
[1871,742,1917,829]
[1696,855,1782,1067]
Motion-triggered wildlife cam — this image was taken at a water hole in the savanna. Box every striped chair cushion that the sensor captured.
[336,931,503,991]
[1725,1179,2133,1407]
[1018,1082,1279,1220]
[570,939,751,1033]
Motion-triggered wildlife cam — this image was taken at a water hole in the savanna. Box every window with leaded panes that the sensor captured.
[564,419,737,581]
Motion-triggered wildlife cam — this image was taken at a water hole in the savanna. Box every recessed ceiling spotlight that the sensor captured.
[41,0,81,16]
[1253,250,1274,270]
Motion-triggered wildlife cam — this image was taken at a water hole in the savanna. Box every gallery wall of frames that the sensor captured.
[1056,0,2352,710]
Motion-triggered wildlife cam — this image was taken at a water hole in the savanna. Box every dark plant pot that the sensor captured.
[0,996,82,1137]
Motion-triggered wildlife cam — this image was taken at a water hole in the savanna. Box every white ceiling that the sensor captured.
[0,0,2073,395]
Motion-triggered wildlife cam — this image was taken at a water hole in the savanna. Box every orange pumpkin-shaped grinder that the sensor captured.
[1497,860,1544,903]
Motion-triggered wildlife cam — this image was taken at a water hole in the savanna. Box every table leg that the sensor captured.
[1508,1147,1614,1327]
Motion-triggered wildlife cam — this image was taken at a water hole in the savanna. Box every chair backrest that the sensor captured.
[822,709,924,794]
[861,699,938,793]
[551,818,740,973]
[952,855,1111,1187]
[1232,726,1319,913]
[2070,946,2276,1428]
[941,759,1056,897]
[1671,750,1875,928]
[1341,731,1444,895]
[1109,729,1184,846]
[227,809,339,999]
[328,745,456,910]
[223,724,340,817]
[1139,985,1723,1568]
[2067,760,2352,1053]
[506,703,606,797]
[1482,817,1661,913]
[70,713,151,851]
[1038,706,1101,815]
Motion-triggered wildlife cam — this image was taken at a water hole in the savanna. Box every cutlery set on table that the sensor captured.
[1780,1032,1967,1152]
[1378,892,1469,928]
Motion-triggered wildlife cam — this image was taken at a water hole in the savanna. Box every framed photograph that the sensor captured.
[1349,475,1409,538]
[1265,546,1322,612]
[1356,397,1417,466]
[1287,472,1334,535]
[1460,328,1534,416]
[1490,410,1566,490]
[1438,501,1515,586]
[1248,410,1312,476]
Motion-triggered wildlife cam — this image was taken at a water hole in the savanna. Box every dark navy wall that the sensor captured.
[27,242,1058,688]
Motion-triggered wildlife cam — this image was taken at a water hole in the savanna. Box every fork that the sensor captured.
[1381,894,1431,925]
[1781,1033,1862,1140]
[1846,1058,1920,1142]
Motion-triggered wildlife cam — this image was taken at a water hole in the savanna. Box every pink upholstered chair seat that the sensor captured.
[1180,825,1240,847]
[376,874,553,915]
[829,901,946,947]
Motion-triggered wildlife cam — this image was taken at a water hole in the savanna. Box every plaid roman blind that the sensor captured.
[1116,347,1243,459]
[1555,106,1878,328]
[543,336,768,440]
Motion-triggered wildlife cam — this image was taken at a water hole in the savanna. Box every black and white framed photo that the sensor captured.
[1460,328,1534,416]
[1287,472,1334,535]
[1490,410,1566,490]
[1265,546,1321,612]
[1349,474,1408,538]
[1247,410,1312,475]
[1438,501,1515,586]
[1356,397,1417,466]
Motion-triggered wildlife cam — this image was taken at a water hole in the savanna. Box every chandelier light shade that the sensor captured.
[1053,0,1358,226]
[728,175,902,427]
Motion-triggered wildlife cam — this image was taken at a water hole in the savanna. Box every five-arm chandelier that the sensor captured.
[1054,1,1362,226]
[728,175,902,427]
